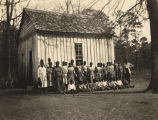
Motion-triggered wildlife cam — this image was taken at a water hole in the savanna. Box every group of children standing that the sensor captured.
[37,58,133,93]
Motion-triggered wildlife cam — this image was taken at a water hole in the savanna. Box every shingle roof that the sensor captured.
[24,8,112,34]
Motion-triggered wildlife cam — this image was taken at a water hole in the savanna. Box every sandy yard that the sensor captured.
[0,72,157,120]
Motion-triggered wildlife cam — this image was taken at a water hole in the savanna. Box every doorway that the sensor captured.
[28,51,33,85]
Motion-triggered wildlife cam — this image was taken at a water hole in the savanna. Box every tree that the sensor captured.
[146,0,158,93]
[0,0,30,87]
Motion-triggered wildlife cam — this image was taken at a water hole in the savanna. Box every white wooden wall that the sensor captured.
[37,34,114,67]
[18,34,38,83]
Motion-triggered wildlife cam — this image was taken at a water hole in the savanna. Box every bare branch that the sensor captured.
[24,0,31,8]
[94,0,113,18]
[70,0,74,14]
[117,0,144,22]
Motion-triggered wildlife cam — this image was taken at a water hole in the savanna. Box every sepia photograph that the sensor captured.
[0,0,158,120]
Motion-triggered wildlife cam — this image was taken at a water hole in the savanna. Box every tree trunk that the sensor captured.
[146,0,158,93]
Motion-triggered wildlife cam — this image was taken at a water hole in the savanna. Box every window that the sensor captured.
[75,43,83,64]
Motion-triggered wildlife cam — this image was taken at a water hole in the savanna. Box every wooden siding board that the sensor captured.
[71,36,75,63]
[60,37,64,63]
[102,39,105,64]
[92,38,96,66]
[63,37,67,62]
[104,39,107,64]
[67,37,72,63]
[96,37,100,64]
[33,33,38,82]
[91,38,94,66]
[56,36,61,64]
[20,14,35,39]
[83,36,87,63]
[87,37,91,64]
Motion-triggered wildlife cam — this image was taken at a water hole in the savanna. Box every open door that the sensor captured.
[28,51,33,85]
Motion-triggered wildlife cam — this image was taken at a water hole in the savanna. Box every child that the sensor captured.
[67,80,76,94]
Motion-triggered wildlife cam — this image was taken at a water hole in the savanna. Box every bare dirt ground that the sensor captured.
[0,72,158,120]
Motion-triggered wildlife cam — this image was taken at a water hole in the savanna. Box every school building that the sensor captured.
[18,8,114,85]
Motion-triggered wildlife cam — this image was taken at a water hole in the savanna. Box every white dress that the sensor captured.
[62,66,68,84]
[68,84,76,91]
[38,67,47,88]
[124,63,133,74]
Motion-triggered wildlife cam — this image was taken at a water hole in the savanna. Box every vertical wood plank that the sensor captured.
[93,38,96,66]
[60,36,64,63]
[96,37,100,64]
[99,38,102,63]
[48,35,50,60]
[33,34,37,81]
[70,37,72,60]
[37,35,41,63]
[81,37,85,62]
[67,36,72,63]
[52,35,57,64]
[57,36,61,64]
[26,38,28,81]
[41,35,45,62]
[71,36,75,64]
[107,39,110,62]
[83,36,87,63]
[105,39,108,63]
[87,37,91,65]
[110,39,114,63]
[56,36,58,62]
[90,38,92,65]
[91,38,95,66]
[86,36,89,64]
[44,35,47,65]
[102,39,104,63]
[63,36,67,62]
[111,38,115,63]
[66,36,69,63]
[102,39,105,64]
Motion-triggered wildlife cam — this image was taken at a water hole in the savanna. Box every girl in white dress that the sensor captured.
[38,60,47,88]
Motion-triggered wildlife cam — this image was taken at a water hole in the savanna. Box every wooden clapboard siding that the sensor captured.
[19,32,114,84]
[18,34,35,83]
[48,35,53,64]
[66,37,69,62]
[102,39,105,63]
[83,36,87,63]
[63,37,67,62]
[100,38,103,63]
[111,39,115,63]
[69,37,72,60]
[53,36,57,63]
[81,37,85,62]
[33,33,38,82]
[71,36,75,65]
[67,36,72,63]
[44,35,48,64]
[93,38,96,66]
[96,37,100,63]
[37,35,41,62]
[60,37,64,63]
[107,39,110,62]
[110,39,112,62]
[19,14,34,40]
[56,36,60,63]
[87,37,91,64]
[90,38,94,66]
[36,33,114,67]
[41,36,45,63]
[104,39,108,63]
